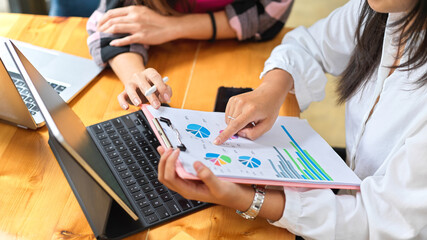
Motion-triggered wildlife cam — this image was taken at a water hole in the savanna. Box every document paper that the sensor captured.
[145,106,361,189]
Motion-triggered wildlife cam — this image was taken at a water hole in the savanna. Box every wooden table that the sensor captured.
[0,13,298,240]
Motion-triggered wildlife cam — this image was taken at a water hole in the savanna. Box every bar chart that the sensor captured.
[268,125,333,181]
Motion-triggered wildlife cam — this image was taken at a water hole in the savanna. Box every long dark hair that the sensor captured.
[337,0,427,103]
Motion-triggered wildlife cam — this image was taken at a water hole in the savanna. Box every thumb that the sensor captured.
[194,161,222,192]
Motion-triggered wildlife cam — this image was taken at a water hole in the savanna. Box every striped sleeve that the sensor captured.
[86,0,149,66]
[225,0,294,41]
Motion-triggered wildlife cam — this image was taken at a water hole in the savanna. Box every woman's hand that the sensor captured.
[214,69,294,145]
[97,5,179,46]
[118,68,172,110]
[157,146,254,210]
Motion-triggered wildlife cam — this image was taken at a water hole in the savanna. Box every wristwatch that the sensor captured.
[236,185,266,220]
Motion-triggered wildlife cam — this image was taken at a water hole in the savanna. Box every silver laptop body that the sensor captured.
[0,38,103,129]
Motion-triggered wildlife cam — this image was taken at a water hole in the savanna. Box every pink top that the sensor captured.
[176,0,234,13]
[192,0,234,13]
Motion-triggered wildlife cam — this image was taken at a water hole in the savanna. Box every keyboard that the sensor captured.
[9,71,67,116]
[88,111,209,225]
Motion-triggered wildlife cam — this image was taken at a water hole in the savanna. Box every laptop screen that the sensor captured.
[5,41,138,220]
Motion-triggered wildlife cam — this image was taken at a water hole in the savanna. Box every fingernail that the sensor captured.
[163,93,170,103]
[133,98,141,106]
[194,162,204,173]
[213,137,220,145]
[171,148,180,156]
[110,41,116,46]
[152,100,160,109]
[121,104,128,110]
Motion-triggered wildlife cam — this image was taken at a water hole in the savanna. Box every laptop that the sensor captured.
[5,41,209,239]
[0,37,103,129]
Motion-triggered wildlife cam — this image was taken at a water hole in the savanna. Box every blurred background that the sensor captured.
[0,0,348,148]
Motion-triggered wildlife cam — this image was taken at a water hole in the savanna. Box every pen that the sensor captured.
[144,76,169,97]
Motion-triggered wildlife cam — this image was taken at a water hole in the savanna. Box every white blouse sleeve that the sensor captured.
[272,122,427,239]
[260,0,362,111]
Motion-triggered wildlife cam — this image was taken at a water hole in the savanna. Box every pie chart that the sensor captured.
[186,124,210,138]
[238,156,261,168]
[205,153,232,166]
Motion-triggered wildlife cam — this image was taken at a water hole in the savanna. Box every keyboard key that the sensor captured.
[141,146,152,154]
[112,118,124,128]
[133,134,143,141]
[56,85,66,92]
[122,134,132,141]
[128,163,140,172]
[136,177,148,186]
[109,133,119,140]
[133,153,145,160]
[141,184,153,193]
[120,150,131,158]
[100,139,111,146]
[144,214,159,223]
[120,170,131,179]
[146,152,157,160]
[165,200,181,215]
[146,172,156,180]
[150,158,159,167]
[127,184,140,193]
[137,198,150,209]
[30,111,36,116]
[138,159,149,167]
[25,103,34,109]
[104,145,115,152]
[142,165,154,174]
[102,122,112,128]
[122,115,135,128]
[26,97,35,103]
[156,206,170,219]
[16,81,25,86]
[124,177,136,186]
[132,191,144,201]
[160,192,172,202]
[191,200,204,207]
[147,191,158,200]
[108,151,119,159]
[125,140,136,147]
[176,196,191,211]
[118,129,128,135]
[151,179,162,187]
[116,145,127,152]
[124,158,134,164]
[50,83,58,88]
[97,133,107,140]
[141,206,154,216]
[112,158,124,165]
[130,128,140,135]
[155,186,167,194]
[112,139,123,145]
[105,127,115,134]
[150,198,162,208]
[115,163,127,172]
[132,170,143,179]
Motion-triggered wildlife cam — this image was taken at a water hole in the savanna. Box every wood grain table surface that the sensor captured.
[0,13,298,240]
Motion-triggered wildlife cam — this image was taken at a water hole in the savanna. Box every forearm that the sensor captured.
[258,69,294,106]
[108,52,145,84]
[173,11,236,40]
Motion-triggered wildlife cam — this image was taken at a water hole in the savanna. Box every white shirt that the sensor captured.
[260,0,427,239]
